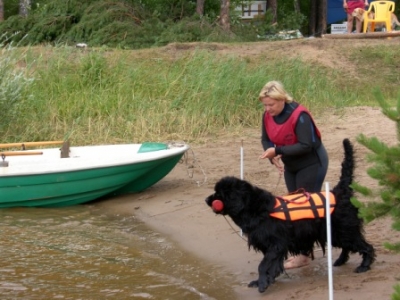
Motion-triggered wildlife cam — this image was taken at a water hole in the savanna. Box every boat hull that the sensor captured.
[0,143,188,208]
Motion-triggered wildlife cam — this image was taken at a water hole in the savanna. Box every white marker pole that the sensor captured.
[325,182,334,300]
[240,140,244,180]
[239,141,244,237]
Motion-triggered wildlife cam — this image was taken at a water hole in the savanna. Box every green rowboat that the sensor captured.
[0,142,189,208]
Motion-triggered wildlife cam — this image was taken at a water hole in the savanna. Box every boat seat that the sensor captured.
[0,140,70,158]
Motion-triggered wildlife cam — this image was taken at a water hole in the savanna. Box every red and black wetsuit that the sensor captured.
[261,102,329,193]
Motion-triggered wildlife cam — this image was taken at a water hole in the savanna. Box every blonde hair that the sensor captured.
[258,81,293,103]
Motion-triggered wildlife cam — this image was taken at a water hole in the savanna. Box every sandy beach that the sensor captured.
[96,106,400,299]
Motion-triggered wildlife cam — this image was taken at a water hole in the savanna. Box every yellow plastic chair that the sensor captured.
[363,1,395,33]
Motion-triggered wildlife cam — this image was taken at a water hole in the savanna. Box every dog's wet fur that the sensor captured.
[205,139,375,293]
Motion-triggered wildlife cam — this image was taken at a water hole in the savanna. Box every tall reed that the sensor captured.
[1,44,398,145]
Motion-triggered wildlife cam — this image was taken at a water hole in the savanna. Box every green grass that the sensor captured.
[349,45,400,88]
[1,42,399,145]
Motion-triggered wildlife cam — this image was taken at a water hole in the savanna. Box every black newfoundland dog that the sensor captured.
[205,139,375,293]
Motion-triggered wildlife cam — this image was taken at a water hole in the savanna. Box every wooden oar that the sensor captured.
[0,141,64,149]
[1,151,43,156]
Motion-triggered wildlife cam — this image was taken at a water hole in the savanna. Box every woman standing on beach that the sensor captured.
[258,80,329,269]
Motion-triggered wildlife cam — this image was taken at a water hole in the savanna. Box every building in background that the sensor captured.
[235,0,346,24]
[236,1,267,20]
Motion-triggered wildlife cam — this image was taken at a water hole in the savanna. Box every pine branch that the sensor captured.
[355,90,400,253]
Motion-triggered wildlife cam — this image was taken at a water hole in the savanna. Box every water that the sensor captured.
[0,206,238,300]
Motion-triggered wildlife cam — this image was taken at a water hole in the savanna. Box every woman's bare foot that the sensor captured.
[285,256,295,263]
[284,255,310,269]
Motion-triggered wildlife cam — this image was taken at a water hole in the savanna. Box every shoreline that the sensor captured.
[96,107,399,299]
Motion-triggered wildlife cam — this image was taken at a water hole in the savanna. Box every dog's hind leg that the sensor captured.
[355,242,375,273]
[333,249,350,266]
[334,241,375,272]
[248,252,284,293]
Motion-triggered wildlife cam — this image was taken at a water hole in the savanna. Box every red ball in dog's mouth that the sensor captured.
[212,200,224,212]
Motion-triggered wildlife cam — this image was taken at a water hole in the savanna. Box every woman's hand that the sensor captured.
[260,148,284,174]
[271,155,284,174]
[260,147,276,159]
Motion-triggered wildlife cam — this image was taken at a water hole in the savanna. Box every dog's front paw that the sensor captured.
[355,265,371,273]
[333,251,350,266]
[248,280,258,288]
[247,279,268,293]
[258,282,268,293]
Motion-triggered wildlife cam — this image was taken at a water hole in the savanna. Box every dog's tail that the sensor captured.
[332,138,354,198]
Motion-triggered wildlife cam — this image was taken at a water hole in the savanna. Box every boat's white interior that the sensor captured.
[1,143,189,176]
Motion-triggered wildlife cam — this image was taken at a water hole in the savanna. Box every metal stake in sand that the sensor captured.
[240,140,244,180]
[325,182,334,300]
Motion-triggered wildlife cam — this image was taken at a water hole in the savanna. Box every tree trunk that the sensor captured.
[309,0,327,37]
[267,0,277,23]
[19,0,31,17]
[219,0,230,31]
[309,0,317,37]
[317,0,327,36]
[293,0,300,14]
[0,0,4,21]
[196,0,205,15]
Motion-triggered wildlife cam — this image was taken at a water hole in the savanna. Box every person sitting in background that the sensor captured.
[344,0,369,33]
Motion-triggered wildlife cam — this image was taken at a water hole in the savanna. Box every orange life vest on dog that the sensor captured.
[270,192,336,221]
